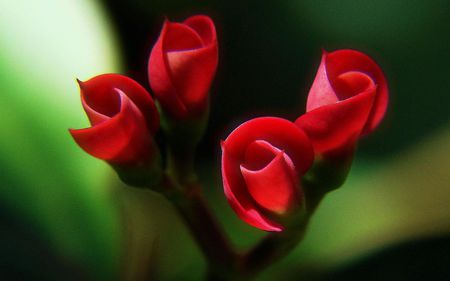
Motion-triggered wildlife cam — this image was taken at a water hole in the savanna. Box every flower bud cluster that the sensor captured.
[69,15,388,232]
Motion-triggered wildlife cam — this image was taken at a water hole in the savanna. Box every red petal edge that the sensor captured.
[296,84,376,154]
[79,74,159,134]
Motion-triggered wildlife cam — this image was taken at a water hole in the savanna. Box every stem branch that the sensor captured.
[162,175,237,278]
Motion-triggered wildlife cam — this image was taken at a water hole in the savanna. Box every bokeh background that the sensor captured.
[0,0,449,280]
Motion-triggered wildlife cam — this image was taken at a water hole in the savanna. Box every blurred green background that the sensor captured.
[0,0,449,280]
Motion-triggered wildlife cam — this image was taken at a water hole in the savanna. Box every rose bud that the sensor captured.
[295,49,388,189]
[148,15,218,136]
[221,117,314,231]
[69,74,162,187]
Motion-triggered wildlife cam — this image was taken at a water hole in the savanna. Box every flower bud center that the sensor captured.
[83,86,121,118]
[165,23,203,52]
[240,140,299,214]
[333,71,375,100]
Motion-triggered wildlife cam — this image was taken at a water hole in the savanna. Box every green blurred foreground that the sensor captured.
[0,1,121,279]
[0,0,449,280]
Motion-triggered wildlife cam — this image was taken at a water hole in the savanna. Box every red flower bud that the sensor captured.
[295,49,388,155]
[221,117,314,231]
[69,74,161,186]
[148,15,218,120]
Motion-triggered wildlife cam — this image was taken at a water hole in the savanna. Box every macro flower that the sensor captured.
[221,117,314,231]
[295,49,388,155]
[69,74,161,186]
[148,15,218,120]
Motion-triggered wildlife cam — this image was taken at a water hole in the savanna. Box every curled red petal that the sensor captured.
[296,83,376,154]
[243,140,298,184]
[243,139,283,170]
[184,15,217,46]
[70,90,154,164]
[333,71,375,100]
[166,45,217,114]
[326,49,388,134]
[305,50,340,112]
[149,20,189,119]
[163,21,203,51]
[78,74,159,134]
[222,143,283,232]
[221,117,313,231]
[241,148,299,214]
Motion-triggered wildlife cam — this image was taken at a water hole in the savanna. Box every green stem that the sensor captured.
[162,175,237,278]
[166,143,197,184]
[239,188,325,278]
[239,228,307,278]
[161,112,328,279]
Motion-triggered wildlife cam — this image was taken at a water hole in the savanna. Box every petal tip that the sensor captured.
[163,16,170,24]
[76,78,84,89]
